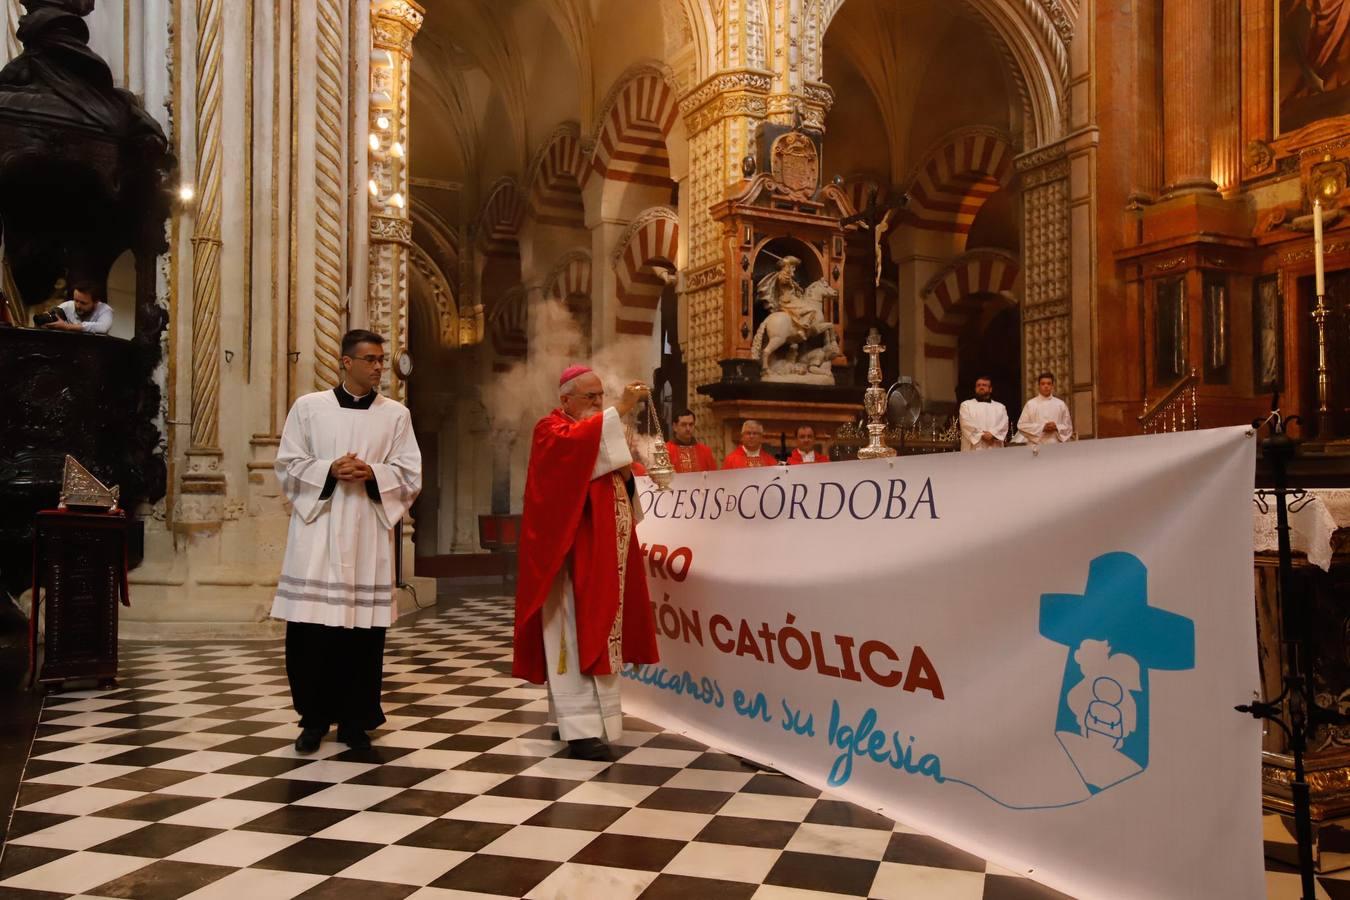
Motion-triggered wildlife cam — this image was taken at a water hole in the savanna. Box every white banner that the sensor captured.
[627,427,1262,900]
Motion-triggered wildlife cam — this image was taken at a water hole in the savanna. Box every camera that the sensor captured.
[33,307,68,327]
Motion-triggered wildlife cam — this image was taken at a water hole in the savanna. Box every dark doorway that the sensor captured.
[957,301,1022,417]
[652,283,686,427]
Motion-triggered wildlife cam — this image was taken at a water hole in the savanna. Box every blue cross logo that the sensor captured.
[1039,552,1195,793]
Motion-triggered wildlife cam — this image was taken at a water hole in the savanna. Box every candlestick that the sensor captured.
[1314,198,1326,298]
[857,328,897,460]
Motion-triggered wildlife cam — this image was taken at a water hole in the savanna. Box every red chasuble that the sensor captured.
[666,441,718,473]
[722,446,776,469]
[787,448,830,465]
[512,409,659,685]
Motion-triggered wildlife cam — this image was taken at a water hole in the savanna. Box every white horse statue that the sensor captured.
[750,268,840,383]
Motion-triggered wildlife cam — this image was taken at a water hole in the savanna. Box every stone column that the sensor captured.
[1018,148,1073,400]
[1162,0,1218,196]
[678,70,771,448]
[180,0,226,527]
[368,0,423,401]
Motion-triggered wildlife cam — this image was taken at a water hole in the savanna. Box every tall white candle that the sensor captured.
[1314,197,1326,297]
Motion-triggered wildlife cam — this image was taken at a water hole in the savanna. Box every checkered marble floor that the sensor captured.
[0,593,1284,900]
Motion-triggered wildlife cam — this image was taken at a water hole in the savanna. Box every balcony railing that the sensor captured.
[1139,368,1199,434]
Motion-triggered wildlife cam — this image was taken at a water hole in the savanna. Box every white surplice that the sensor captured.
[958,399,1009,452]
[270,390,422,629]
[1012,394,1074,446]
[543,407,634,742]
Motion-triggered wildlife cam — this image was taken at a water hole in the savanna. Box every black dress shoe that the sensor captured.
[567,737,610,761]
[550,728,561,741]
[337,727,372,750]
[295,727,325,754]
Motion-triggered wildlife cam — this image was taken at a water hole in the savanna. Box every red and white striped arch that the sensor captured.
[529,124,585,229]
[900,128,1014,239]
[585,67,679,190]
[489,285,528,367]
[546,251,592,301]
[848,281,899,331]
[921,249,1021,362]
[612,207,678,337]
[476,177,526,258]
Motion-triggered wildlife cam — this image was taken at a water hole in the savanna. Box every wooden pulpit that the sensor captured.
[29,509,131,690]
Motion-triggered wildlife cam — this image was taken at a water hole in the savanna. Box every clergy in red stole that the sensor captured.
[513,367,659,760]
[787,425,830,464]
[666,408,718,473]
[722,419,777,468]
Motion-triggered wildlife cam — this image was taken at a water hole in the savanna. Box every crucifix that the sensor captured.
[839,187,910,287]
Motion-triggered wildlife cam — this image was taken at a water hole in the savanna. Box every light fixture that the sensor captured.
[390,141,404,158]
[369,133,381,152]
[368,179,379,197]
[376,115,391,131]
[388,192,405,209]
[178,183,195,202]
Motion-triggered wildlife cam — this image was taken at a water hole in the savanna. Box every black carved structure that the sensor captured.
[29,510,130,689]
[0,1,174,598]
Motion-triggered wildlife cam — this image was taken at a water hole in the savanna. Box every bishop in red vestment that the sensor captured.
[787,425,830,464]
[667,409,718,473]
[513,367,659,760]
[723,419,777,468]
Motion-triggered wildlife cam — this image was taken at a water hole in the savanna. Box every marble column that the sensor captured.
[368,0,423,402]
[1162,0,1218,196]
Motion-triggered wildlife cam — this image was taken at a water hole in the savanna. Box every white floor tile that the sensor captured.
[292,783,404,810]
[162,798,282,829]
[312,810,435,843]
[337,844,471,886]
[867,861,987,900]
[176,866,327,899]
[605,808,713,842]
[168,829,303,867]
[524,862,658,900]
[9,815,147,851]
[160,773,268,798]
[0,850,153,894]
[443,795,553,825]
[717,793,817,822]
[784,822,893,860]
[479,824,598,861]
[18,786,141,816]
[559,781,658,808]
[664,840,782,883]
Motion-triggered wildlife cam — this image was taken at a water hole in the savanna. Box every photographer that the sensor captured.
[36,280,113,334]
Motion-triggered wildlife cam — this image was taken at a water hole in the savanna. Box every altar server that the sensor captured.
[271,329,422,753]
[958,376,1009,452]
[1013,372,1075,447]
[513,366,660,761]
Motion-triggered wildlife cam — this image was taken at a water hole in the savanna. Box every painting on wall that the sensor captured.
[1279,0,1350,134]
[1155,278,1186,385]
[1252,275,1283,394]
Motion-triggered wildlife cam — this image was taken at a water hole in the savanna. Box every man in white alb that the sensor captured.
[1013,371,1074,448]
[271,329,422,753]
[958,376,1009,452]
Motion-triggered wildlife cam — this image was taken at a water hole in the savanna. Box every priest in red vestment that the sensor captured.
[513,366,659,760]
[723,419,777,468]
[787,424,830,464]
[666,409,718,473]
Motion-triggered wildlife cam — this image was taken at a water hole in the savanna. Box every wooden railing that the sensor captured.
[1139,369,1199,434]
